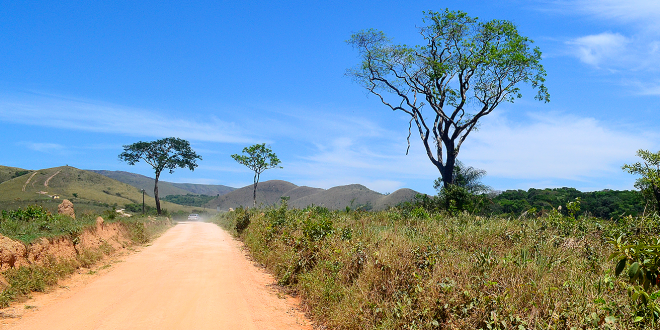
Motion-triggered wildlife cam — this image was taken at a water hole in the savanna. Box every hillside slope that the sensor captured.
[0,165,32,185]
[206,180,418,211]
[90,170,235,196]
[0,166,200,213]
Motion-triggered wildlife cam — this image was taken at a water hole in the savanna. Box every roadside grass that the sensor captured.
[0,206,173,307]
[213,203,660,329]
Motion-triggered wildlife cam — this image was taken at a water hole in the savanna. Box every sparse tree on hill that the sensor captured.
[119,137,201,215]
[623,149,660,212]
[231,143,281,207]
[347,9,549,189]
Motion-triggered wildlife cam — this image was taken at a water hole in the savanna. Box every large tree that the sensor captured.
[623,149,660,212]
[231,143,281,207]
[119,137,201,215]
[348,9,549,188]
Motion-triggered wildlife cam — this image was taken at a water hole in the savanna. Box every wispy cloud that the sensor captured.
[22,142,68,154]
[564,0,660,30]
[0,93,254,143]
[566,32,630,67]
[460,111,655,181]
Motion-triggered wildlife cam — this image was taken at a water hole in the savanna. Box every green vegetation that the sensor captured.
[214,201,660,329]
[623,149,660,212]
[231,143,282,206]
[348,9,548,189]
[0,205,94,244]
[162,194,215,207]
[119,137,202,214]
[490,188,645,219]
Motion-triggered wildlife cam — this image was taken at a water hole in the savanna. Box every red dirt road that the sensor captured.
[2,222,313,330]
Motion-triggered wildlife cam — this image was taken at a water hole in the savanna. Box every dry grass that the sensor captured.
[214,204,660,329]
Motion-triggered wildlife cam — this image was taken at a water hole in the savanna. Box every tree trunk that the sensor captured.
[154,174,161,215]
[252,172,259,207]
[439,142,457,189]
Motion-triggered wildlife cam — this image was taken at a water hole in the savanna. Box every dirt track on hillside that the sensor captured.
[2,222,313,330]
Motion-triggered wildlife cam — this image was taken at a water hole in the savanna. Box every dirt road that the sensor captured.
[3,222,313,330]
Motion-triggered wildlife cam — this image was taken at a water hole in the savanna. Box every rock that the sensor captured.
[58,199,75,219]
[96,216,104,230]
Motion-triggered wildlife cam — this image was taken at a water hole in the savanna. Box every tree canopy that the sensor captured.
[348,9,548,188]
[623,149,660,212]
[231,143,281,207]
[119,137,201,214]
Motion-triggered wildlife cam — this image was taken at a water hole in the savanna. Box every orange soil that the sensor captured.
[1,222,313,330]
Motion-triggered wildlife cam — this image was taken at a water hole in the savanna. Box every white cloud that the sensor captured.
[566,32,629,67]
[0,93,254,143]
[547,0,660,71]
[460,112,655,181]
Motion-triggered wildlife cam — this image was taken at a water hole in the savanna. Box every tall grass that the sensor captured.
[214,203,660,329]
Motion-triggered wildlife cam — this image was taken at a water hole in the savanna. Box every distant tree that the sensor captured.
[231,143,282,207]
[119,137,201,215]
[347,9,548,189]
[623,149,660,212]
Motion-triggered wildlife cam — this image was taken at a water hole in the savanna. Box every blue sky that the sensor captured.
[1,0,658,195]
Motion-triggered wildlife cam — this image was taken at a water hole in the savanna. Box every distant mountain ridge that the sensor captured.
[205,180,419,211]
[89,170,236,197]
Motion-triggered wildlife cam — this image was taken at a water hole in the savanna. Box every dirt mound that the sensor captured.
[27,237,77,264]
[78,221,129,251]
[0,236,28,271]
[57,199,75,219]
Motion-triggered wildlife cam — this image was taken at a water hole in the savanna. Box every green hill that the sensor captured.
[0,166,206,214]
[0,165,33,185]
[89,170,235,197]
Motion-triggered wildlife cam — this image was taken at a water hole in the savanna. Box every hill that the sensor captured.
[90,170,235,196]
[205,180,419,211]
[0,165,32,185]
[0,166,204,214]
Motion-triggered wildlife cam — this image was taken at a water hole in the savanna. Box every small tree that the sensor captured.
[348,9,548,188]
[119,137,201,215]
[623,149,660,212]
[433,160,491,213]
[433,160,490,195]
[231,143,282,207]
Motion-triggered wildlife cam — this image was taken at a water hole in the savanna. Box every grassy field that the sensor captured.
[214,203,660,329]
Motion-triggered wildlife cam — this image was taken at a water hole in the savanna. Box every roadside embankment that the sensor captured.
[0,204,172,307]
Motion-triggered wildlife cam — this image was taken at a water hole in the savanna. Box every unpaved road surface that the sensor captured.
[2,222,313,330]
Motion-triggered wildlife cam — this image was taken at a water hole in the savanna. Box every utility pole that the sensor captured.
[141,189,145,214]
